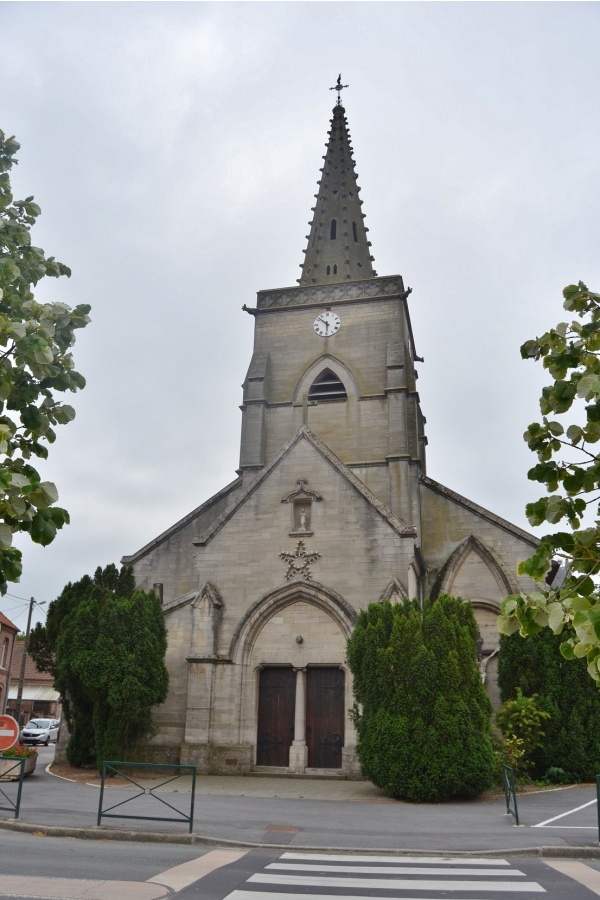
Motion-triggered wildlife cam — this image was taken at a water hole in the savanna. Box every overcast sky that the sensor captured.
[1,1,599,631]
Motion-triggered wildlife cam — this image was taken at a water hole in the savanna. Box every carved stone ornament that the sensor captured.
[380,577,408,605]
[257,275,405,309]
[279,540,321,581]
[190,581,223,658]
[282,478,322,536]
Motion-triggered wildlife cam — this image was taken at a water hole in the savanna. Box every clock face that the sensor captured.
[313,311,341,337]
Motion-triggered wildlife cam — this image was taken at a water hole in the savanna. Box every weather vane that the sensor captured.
[329,74,348,106]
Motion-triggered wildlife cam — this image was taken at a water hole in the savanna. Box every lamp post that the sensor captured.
[14,597,46,727]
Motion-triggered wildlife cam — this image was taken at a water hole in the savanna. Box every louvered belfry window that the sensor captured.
[308,369,347,402]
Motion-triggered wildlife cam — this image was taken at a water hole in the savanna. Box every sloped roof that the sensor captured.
[122,475,242,565]
[8,641,54,686]
[0,611,18,632]
[420,474,538,547]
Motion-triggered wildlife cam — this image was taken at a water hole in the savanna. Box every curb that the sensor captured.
[0,818,599,858]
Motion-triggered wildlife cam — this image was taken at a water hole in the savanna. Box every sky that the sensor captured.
[1,1,599,632]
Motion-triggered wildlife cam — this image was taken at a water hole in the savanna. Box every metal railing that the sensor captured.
[596,775,600,842]
[0,755,26,819]
[97,761,197,833]
[502,764,519,826]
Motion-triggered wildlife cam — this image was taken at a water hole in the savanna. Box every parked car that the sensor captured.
[20,718,60,746]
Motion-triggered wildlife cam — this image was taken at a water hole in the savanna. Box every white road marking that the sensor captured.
[546,860,600,897]
[249,872,546,891]
[229,895,536,900]
[147,849,248,891]
[268,863,525,876]
[532,797,597,827]
[280,852,511,865]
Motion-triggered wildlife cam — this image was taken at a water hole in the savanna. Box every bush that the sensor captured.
[499,629,600,781]
[543,767,572,785]
[347,595,495,802]
[495,688,551,770]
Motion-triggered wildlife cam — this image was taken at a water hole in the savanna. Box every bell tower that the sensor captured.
[238,80,427,535]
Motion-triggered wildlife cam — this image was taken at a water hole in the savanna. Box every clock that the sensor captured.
[313,311,341,337]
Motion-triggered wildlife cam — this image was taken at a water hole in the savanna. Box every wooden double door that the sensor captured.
[256,666,344,768]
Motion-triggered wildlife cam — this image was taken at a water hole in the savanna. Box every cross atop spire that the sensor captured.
[329,74,349,106]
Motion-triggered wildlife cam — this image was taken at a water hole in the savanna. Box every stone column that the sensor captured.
[288,667,308,773]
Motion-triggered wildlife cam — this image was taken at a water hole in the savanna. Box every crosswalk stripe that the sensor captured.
[268,863,525,876]
[249,872,546,891]
[280,852,511,865]
[228,894,541,900]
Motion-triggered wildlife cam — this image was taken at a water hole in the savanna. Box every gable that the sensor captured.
[194,426,415,547]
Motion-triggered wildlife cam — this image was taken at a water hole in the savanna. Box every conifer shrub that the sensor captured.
[28,564,169,769]
[498,629,600,781]
[346,595,495,802]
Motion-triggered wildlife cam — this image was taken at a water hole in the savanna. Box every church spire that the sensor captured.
[298,78,376,286]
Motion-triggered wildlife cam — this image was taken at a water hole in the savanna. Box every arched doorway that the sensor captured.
[230,581,356,772]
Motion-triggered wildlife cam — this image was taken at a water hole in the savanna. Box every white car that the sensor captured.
[20,718,60,746]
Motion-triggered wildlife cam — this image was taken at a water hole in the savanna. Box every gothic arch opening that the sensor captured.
[433,535,518,602]
[308,368,347,402]
[294,356,360,405]
[433,535,517,708]
[230,582,356,770]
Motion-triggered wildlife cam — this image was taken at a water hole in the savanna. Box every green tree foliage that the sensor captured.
[499,283,600,681]
[495,687,550,771]
[346,595,494,802]
[0,132,90,592]
[499,628,600,781]
[28,564,168,768]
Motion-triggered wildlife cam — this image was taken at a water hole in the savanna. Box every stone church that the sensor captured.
[123,88,537,775]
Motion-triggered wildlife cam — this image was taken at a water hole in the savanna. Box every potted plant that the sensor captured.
[0,743,38,779]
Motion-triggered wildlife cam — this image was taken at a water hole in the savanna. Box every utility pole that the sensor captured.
[14,597,44,727]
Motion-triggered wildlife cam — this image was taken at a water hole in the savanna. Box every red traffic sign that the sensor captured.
[0,714,19,751]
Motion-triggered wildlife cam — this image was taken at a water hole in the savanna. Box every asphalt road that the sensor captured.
[2,843,600,900]
[3,745,600,899]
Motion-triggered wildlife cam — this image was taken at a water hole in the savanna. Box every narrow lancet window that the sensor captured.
[326,265,331,275]
[330,219,337,240]
[352,221,358,242]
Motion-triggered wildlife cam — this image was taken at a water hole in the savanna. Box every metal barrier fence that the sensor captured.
[502,764,519,826]
[596,775,600,844]
[0,755,26,819]
[97,761,197,833]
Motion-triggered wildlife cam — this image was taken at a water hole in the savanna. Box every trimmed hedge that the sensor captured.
[347,595,494,801]
[498,629,600,781]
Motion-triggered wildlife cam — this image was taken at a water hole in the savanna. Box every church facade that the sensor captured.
[123,92,537,776]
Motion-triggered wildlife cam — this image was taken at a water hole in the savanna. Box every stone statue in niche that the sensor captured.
[296,504,309,533]
[281,478,322,537]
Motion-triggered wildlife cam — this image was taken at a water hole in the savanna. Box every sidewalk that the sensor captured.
[1,757,599,857]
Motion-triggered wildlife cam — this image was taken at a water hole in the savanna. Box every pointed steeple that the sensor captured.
[299,88,376,286]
